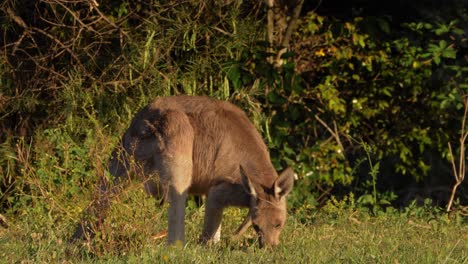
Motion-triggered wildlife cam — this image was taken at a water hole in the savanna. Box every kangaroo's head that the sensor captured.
[109,107,165,177]
[240,166,295,248]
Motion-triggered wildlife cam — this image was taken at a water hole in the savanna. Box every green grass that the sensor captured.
[1,185,466,263]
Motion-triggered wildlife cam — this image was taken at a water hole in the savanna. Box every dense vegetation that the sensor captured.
[0,0,467,261]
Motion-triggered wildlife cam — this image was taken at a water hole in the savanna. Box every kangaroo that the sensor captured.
[72,96,294,248]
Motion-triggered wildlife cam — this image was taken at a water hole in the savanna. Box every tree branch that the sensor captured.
[274,0,304,67]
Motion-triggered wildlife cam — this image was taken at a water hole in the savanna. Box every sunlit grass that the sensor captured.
[1,186,466,263]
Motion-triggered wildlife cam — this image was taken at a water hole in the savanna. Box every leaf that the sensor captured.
[283,144,295,155]
[435,25,449,35]
[267,91,285,104]
[377,18,391,34]
[441,48,456,59]
[452,28,464,35]
[359,36,366,48]
[226,65,241,91]
[438,40,447,49]
[358,194,375,205]
[281,51,296,59]
[423,23,433,30]
[379,199,391,205]
[286,106,298,122]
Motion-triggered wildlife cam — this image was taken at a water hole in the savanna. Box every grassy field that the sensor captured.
[0,185,466,263]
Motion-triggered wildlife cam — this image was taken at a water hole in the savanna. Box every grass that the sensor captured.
[0,183,466,263]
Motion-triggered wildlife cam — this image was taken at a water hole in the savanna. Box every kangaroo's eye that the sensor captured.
[139,128,151,138]
[274,223,282,229]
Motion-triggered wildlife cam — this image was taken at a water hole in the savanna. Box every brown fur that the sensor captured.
[72,96,294,247]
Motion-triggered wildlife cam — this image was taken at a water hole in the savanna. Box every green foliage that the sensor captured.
[355,142,398,213]
[311,12,462,169]
[281,11,466,201]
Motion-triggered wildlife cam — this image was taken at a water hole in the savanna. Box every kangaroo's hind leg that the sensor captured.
[155,109,194,245]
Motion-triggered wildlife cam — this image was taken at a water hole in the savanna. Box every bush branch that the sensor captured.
[446,96,468,212]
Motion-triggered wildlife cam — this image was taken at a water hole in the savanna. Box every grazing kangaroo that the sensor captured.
[72,96,294,247]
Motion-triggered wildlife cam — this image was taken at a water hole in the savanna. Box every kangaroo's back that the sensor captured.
[147,96,276,193]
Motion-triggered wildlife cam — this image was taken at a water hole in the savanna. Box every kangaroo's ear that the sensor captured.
[274,167,295,199]
[132,107,163,139]
[240,165,257,198]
